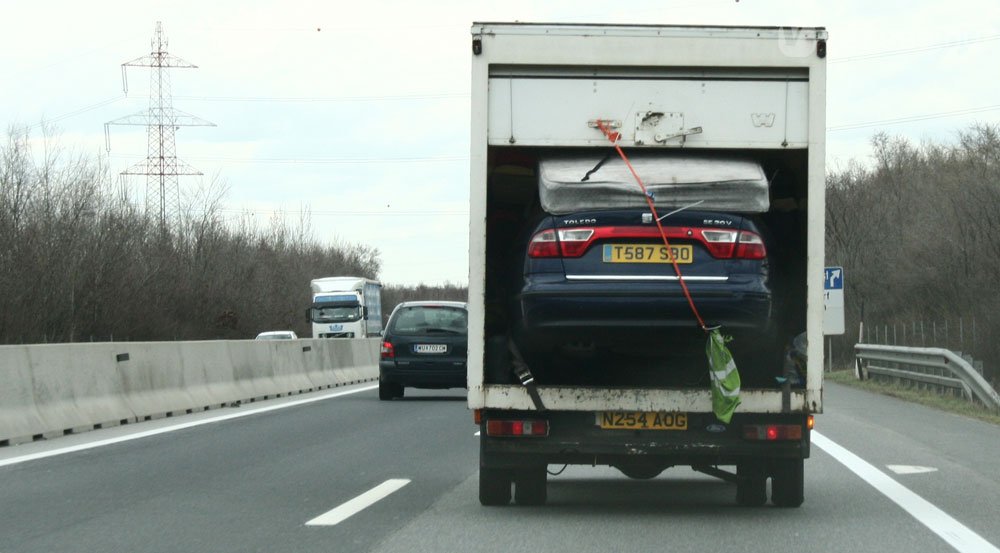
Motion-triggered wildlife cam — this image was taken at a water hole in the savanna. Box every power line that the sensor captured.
[173,93,469,102]
[831,33,1000,63]
[24,96,125,130]
[828,104,1000,132]
[110,153,468,165]
[216,208,467,217]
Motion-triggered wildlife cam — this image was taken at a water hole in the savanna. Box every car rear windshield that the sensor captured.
[390,306,467,336]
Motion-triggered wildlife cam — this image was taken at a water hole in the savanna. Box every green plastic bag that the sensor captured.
[706,328,741,423]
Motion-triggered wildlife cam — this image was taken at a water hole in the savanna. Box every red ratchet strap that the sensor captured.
[595,120,709,333]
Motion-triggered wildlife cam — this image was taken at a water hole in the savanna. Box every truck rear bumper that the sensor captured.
[480,411,809,468]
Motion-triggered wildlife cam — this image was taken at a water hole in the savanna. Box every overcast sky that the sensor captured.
[3,0,999,286]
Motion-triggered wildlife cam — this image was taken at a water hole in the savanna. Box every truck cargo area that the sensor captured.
[483,146,809,390]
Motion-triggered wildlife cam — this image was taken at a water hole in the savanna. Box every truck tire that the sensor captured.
[378,380,403,401]
[479,467,512,506]
[770,458,804,507]
[513,467,547,506]
[736,461,767,507]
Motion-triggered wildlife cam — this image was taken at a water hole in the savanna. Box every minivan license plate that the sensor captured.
[414,344,447,354]
[603,244,693,263]
[597,411,688,430]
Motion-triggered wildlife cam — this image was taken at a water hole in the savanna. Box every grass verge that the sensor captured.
[826,369,1000,426]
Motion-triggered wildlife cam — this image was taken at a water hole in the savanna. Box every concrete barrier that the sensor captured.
[177,341,239,409]
[27,343,135,436]
[0,339,379,446]
[117,343,196,420]
[349,338,380,384]
[228,341,280,401]
[271,341,323,395]
[0,346,48,445]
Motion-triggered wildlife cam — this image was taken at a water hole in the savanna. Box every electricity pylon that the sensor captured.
[106,21,214,231]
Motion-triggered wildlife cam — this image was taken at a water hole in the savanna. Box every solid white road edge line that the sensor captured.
[0,384,378,469]
[305,479,411,526]
[812,431,999,553]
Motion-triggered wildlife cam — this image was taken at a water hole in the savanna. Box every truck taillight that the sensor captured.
[380,341,395,359]
[486,419,549,437]
[742,424,803,441]
[527,228,594,258]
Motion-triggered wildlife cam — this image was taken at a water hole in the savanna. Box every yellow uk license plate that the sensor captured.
[597,412,688,430]
[602,244,693,263]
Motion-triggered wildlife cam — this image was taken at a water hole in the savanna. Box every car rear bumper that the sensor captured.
[379,362,467,389]
[519,278,771,330]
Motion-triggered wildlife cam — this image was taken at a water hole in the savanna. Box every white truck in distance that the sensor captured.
[306,277,383,338]
[469,23,827,508]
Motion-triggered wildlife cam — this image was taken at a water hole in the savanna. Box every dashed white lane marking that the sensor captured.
[813,431,999,553]
[0,384,378,469]
[888,465,939,475]
[305,479,410,526]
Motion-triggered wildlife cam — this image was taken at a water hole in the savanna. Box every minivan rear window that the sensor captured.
[391,306,467,336]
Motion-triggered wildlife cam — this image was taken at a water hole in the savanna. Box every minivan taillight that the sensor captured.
[528,228,595,258]
[380,341,395,359]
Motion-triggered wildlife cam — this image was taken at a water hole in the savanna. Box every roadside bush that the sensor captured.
[826,123,1000,384]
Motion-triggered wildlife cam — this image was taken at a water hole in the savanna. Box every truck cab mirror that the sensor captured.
[305,308,311,323]
[362,306,369,320]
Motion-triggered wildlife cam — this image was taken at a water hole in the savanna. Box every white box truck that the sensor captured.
[307,277,383,338]
[468,23,826,507]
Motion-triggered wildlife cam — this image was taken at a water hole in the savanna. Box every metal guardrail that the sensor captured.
[854,344,1000,413]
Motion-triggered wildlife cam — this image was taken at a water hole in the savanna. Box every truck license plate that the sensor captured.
[413,344,448,354]
[602,244,693,263]
[597,411,688,430]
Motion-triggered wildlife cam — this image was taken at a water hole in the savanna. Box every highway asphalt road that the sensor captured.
[1,380,998,553]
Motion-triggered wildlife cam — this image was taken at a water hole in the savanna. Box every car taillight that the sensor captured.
[701,230,738,258]
[527,225,765,260]
[527,228,595,258]
[735,231,766,260]
[380,341,395,359]
[700,229,766,260]
[527,229,559,257]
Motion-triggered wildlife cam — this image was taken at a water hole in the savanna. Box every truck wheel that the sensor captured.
[770,458,804,508]
[378,380,402,401]
[479,467,512,506]
[513,467,547,506]
[736,462,767,507]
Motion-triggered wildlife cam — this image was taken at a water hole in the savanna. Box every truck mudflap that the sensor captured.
[480,410,810,469]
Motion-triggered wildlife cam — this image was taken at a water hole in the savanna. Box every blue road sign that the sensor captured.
[824,267,844,290]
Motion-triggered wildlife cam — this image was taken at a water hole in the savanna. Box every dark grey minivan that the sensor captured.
[378,301,468,400]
